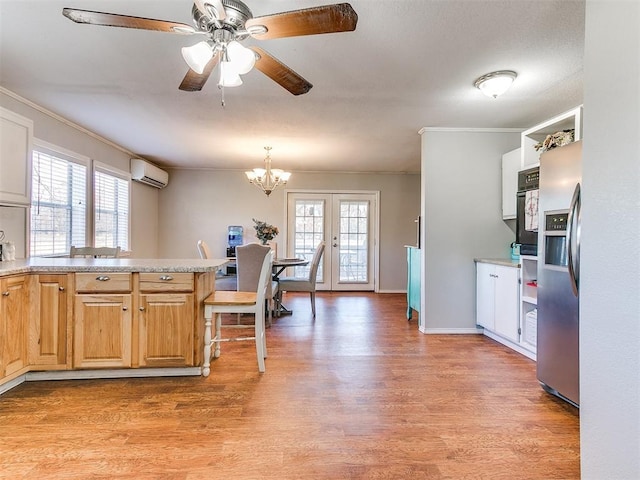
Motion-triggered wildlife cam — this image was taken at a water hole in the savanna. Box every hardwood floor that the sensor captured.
[0,292,580,479]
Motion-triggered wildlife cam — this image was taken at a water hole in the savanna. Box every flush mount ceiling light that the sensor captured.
[245,147,291,196]
[474,70,517,98]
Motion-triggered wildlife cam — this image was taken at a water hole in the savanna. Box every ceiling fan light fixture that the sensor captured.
[181,41,213,74]
[474,70,517,98]
[227,40,256,75]
[218,60,243,87]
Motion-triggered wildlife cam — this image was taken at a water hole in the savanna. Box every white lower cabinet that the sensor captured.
[476,261,522,351]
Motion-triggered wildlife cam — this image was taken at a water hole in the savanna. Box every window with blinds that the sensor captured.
[94,168,129,250]
[30,147,87,257]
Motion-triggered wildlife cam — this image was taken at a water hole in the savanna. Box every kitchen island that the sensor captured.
[0,257,227,394]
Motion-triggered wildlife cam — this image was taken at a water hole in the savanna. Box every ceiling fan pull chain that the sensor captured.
[219,84,226,108]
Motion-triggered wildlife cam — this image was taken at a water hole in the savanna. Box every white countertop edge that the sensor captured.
[0,258,229,277]
[474,257,521,268]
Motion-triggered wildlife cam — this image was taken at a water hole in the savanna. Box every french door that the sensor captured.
[286,191,378,291]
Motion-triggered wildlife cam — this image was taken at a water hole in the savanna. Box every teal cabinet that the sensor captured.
[406,246,420,319]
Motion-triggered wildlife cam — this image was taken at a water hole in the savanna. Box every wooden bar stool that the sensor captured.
[202,251,273,375]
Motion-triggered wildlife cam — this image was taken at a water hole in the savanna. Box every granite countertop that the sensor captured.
[0,258,229,277]
[474,257,521,268]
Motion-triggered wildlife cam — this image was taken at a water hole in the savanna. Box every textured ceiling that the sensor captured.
[0,0,585,173]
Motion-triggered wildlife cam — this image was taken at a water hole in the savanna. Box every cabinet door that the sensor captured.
[74,294,132,368]
[493,266,520,343]
[31,275,69,368]
[501,148,521,219]
[138,293,194,367]
[0,108,33,205]
[476,263,495,329]
[1,275,29,377]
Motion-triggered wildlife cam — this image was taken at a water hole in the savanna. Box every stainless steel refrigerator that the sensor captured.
[537,140,581,407]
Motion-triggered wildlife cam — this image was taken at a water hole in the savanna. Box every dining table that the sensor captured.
[272,257,309,315]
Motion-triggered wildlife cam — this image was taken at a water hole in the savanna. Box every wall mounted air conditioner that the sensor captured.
[130,159,169,189]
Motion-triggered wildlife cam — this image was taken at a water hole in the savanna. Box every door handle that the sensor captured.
[566,182,581,297]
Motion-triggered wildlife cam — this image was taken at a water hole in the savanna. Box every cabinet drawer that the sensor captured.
[139,272,194,292]
[75,272,132,293]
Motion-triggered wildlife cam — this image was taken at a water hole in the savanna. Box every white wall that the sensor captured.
[157,168,420,292]
[419,129,521,331]
[581,1,640,477]
[0,90,160,258]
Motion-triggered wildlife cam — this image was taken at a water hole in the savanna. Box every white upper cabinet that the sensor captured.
[521,106,582,167]
[0,108,33,206]
[501,147,521,220]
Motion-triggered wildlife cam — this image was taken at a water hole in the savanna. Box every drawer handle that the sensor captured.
[122,306,128,311]
[139,306,145,312]
[59,286,65,292]
[159,275,173,281]
[2,291,9,297]
[96,275,110,282]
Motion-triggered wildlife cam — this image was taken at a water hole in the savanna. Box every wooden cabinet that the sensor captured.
[138,293,194,367]
[476,262,519,343]
[138,272,195,367]
[1,275,29,378]
[30,274,70,368]
[74,294,132,368]
[74,272,133,369]
[0,108,33,206]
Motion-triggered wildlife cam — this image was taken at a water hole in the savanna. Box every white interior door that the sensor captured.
[286,192,377,291]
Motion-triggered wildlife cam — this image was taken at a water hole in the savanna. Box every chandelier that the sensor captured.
[245,147,291,196]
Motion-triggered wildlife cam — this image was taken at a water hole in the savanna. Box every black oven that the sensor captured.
[516,166,539,256]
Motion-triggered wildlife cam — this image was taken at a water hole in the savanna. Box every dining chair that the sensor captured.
[70,246,121,258]
[202,250,273,374]
[277,241,325,317]
[196,239,212,260]
[236,243,279,326]
[197,239,237,291]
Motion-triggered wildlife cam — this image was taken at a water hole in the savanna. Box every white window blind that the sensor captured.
[30,147,87,257]
[94,168,129,250]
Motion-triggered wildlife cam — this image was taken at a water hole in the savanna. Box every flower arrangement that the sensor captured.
[252,218,279,244]
[534,129,575,152]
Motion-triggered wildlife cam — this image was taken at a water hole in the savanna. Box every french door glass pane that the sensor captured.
[339,200,368,282]
[292,200,324,279]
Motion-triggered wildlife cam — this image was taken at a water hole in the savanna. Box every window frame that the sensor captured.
[29,141,133,258]
[30,139,91,257]
[93,161,131,252]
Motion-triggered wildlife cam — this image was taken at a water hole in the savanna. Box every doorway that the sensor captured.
[285,191,378,291]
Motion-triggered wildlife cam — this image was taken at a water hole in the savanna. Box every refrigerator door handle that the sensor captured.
[567,182,581,296]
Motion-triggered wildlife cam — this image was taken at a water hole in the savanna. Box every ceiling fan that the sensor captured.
[62,1,358,96]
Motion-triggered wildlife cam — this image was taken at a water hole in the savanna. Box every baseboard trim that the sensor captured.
[482,330,537,361]
[0,375,26,395]
[377,289,406,294]
[420,327,483,334]
[26,367,202,382]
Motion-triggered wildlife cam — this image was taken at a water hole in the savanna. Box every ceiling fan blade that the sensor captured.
[62,8,196,34]
[245,3,357,40]
[194,0,226,21]
[249,47,312,96]
[179,53,221,91]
